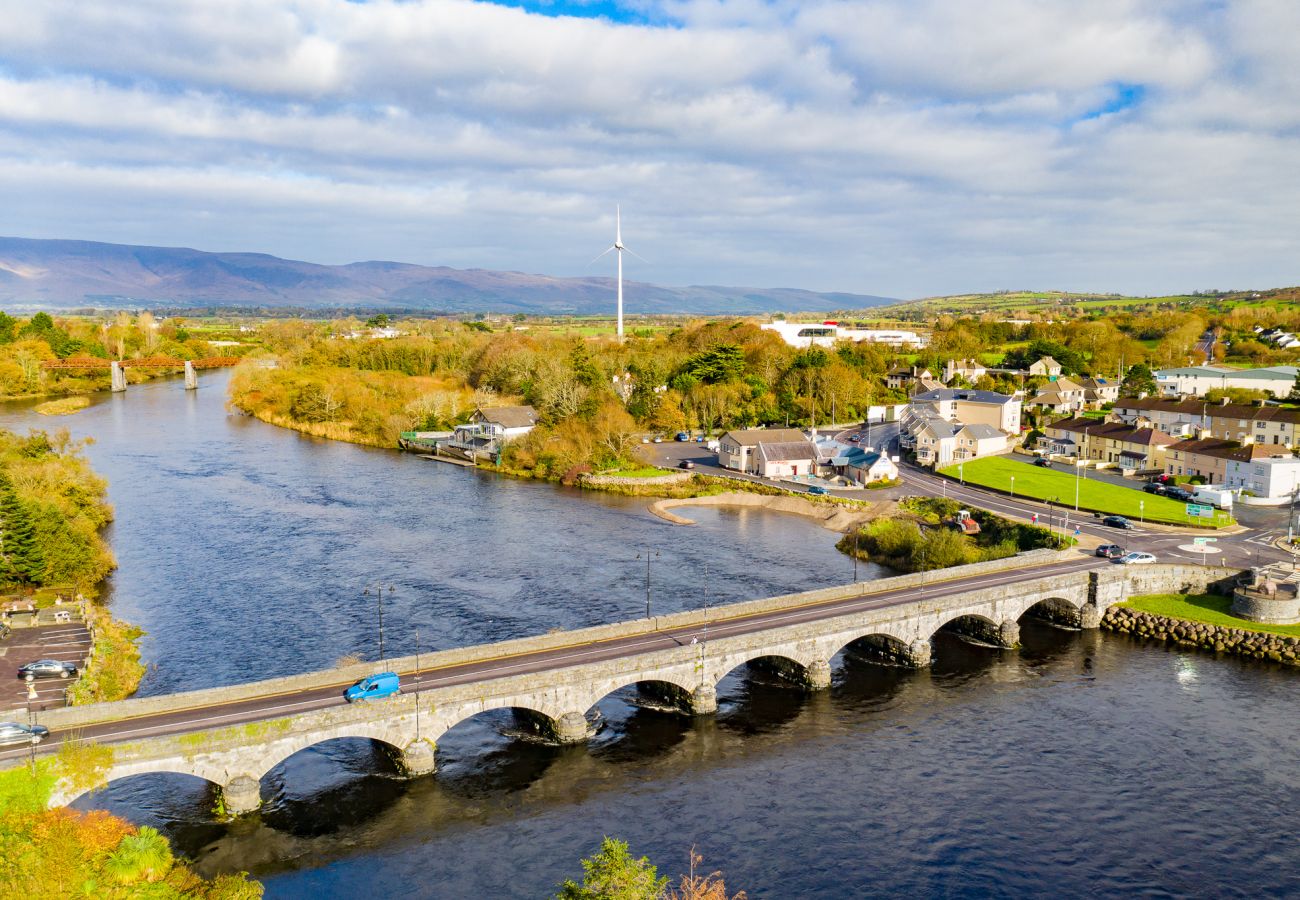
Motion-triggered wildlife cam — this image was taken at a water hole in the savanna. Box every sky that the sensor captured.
[0,0,1297,299]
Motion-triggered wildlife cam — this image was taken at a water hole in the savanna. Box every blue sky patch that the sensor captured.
[473,0,654,24]
[1078,82,1146,121]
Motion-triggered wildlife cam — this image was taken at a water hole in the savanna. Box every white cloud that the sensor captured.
[0,0,1295,297]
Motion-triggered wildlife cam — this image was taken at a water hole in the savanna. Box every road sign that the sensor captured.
[1193,537,1218,546]
[1186,503,1213,517]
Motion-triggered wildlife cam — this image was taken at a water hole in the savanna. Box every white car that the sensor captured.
[1117,552,1156,565]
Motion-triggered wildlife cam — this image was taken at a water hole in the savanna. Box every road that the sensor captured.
[0,554,1105,764]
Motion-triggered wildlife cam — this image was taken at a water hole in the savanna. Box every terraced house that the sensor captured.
[1163,438,1279,482]
[1111,398,1300,448]
[1040,418,1177,474]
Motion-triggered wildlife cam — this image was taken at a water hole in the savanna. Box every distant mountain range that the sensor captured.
[0,237,895,315]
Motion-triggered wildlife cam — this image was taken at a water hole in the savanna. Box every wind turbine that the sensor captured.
[591,206,643,339]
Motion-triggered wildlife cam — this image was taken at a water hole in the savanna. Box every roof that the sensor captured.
[1156,365,1297,380]
[1031,356,1060,367]
[1027,390,1075,406]
[914,418,959,440]
[756,441,818,463]
[1046,417,1177,446]
[721,428,809,447]
[910,388,1016,406]
[958,423,1005,440]
[1115,398,1300,424]
[474,405,538,429]
[1167,439,1277,462]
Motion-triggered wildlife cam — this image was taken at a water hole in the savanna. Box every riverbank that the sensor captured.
[1103,598,1300,666]
[651,490,882,531]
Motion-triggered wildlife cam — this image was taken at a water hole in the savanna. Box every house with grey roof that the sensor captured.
[1154,364,1298,398]
[717,428,817,478]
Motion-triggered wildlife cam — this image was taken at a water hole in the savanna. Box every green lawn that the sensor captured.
[937,456,1234,527]
[1123,594,1300,638]
[602,465,674,478]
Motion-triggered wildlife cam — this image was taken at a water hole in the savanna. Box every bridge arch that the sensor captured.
[53,766,221,810]
[713,650,828,691]
[433,701,584,747]
[833,632,929,668]
[577,673,704,718]
[932,612,1016,649]
[1018,596,1085,628]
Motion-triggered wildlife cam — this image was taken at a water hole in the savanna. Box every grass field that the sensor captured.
[601,465,674,478]
[1123,594,1300,638]
[937,455,1234,527]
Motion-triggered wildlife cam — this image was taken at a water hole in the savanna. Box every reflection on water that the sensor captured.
[12,379,1298,897]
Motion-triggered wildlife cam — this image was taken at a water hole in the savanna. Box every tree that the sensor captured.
[1120,363,1157,398]
[556,837,667,900]
[366,313,391,327]
[0,468,45,584]
[103,826,174,884]
[1205,387,1270,404]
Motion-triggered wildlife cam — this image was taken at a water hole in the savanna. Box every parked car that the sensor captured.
[344,672,401,702]
[652,435,664,443]
[1101,515,1134,530]
[1149,473,1174,484]
[1143,483,1166,495]
[1117,552,1157,565]
[0,722,49,746]
[678,460,695,469]
[847,434,860,442]
[17,659,77,681]
[674,432,690,442]
[1034,458,1052,467]
[1095,544,1127,559]
[695,435,706,443]
[1165,488,1194,502]
[807,485,829,495]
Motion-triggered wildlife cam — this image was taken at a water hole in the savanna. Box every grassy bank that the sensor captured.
[838,496,1064,572]
[1121,593,1300,638]
[34,396,92,416]
[937,456,1233,527]
[0,752,262,896]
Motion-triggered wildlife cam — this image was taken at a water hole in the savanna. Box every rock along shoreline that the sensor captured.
[1102,605,1299,666]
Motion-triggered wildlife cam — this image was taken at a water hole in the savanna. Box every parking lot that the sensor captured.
[0,620,91,713]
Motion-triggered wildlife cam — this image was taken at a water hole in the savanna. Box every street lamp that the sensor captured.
[636,549,660,619]
[363,584,393,665]
[1010,475,1015,500]
[1139,499,1145,525]
[958,462,964,484]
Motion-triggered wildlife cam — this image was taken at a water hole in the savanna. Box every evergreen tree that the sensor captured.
[1121,363,1158,398]
[0,468,45,585]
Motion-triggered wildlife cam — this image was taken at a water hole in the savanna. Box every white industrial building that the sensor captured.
[761,321,928,349]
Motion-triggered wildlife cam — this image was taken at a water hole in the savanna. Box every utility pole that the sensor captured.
[363,584,393,665]
[636,549,659,619]
[414,627,421,741]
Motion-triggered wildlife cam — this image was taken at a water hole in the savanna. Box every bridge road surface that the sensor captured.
[0,556,1107,765]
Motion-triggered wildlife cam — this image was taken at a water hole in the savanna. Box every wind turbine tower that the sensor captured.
[593,206,640,339]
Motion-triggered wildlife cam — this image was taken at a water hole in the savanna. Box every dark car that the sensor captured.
[1165,488,1193,502]
[674,432,690,442]
[1095,543,1127,559]
[1143,482,1166,495]
[0,722,49,746]
[17,659,78,681]
[1101,515,1134,530]
[1034,458,1052,467]
[678,460,696,469]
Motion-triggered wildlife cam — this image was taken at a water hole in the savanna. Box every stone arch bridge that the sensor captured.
[19,558,1236,816]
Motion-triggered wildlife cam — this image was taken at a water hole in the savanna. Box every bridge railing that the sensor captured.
[9,548,1093,731]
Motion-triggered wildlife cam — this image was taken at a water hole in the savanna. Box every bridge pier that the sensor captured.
[999,620,1021,649]
[399,739,436,776]
[1079,603,1102,630]
[943,617,1020,649]
[220,775,262,817]
[184,360,198,390]
[905,640,932,667]
[690,684,717,716]
[846,636,932,668]
[110,360,127,393]
[513,708,590,744]
[752,656,832,690]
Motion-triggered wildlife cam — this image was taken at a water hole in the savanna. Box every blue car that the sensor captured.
[345,672,401,702]
[807,485,829,496]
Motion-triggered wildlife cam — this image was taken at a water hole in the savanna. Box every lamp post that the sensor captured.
[363,584,393,665]
[959,462,964,485]
[414,627,421,741]
[1139,499,1145,525]
[1010,475,1015,500]
[636,549,659,619]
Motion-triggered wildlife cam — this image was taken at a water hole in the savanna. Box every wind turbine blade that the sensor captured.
[587,245,617,267]
[623,245,649,264]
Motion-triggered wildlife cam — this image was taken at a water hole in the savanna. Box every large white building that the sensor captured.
[761,321,928,349]
[1154,364,1298,398]
[1223,454,1300,503]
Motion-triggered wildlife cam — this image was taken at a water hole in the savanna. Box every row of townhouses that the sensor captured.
[899,388,1023,467]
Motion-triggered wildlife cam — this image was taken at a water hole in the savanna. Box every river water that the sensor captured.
[3,375,1297,898]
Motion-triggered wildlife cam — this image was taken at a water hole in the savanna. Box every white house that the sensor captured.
[761,321,929,349]
[1222,454,1300,503]
[451,405,539,457]
[1154,364,1298,398]
[717,428,816,477]
[829,445,899,485]
[951,423,1009,461]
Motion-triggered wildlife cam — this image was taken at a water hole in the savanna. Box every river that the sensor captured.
[3,374,1297,898]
